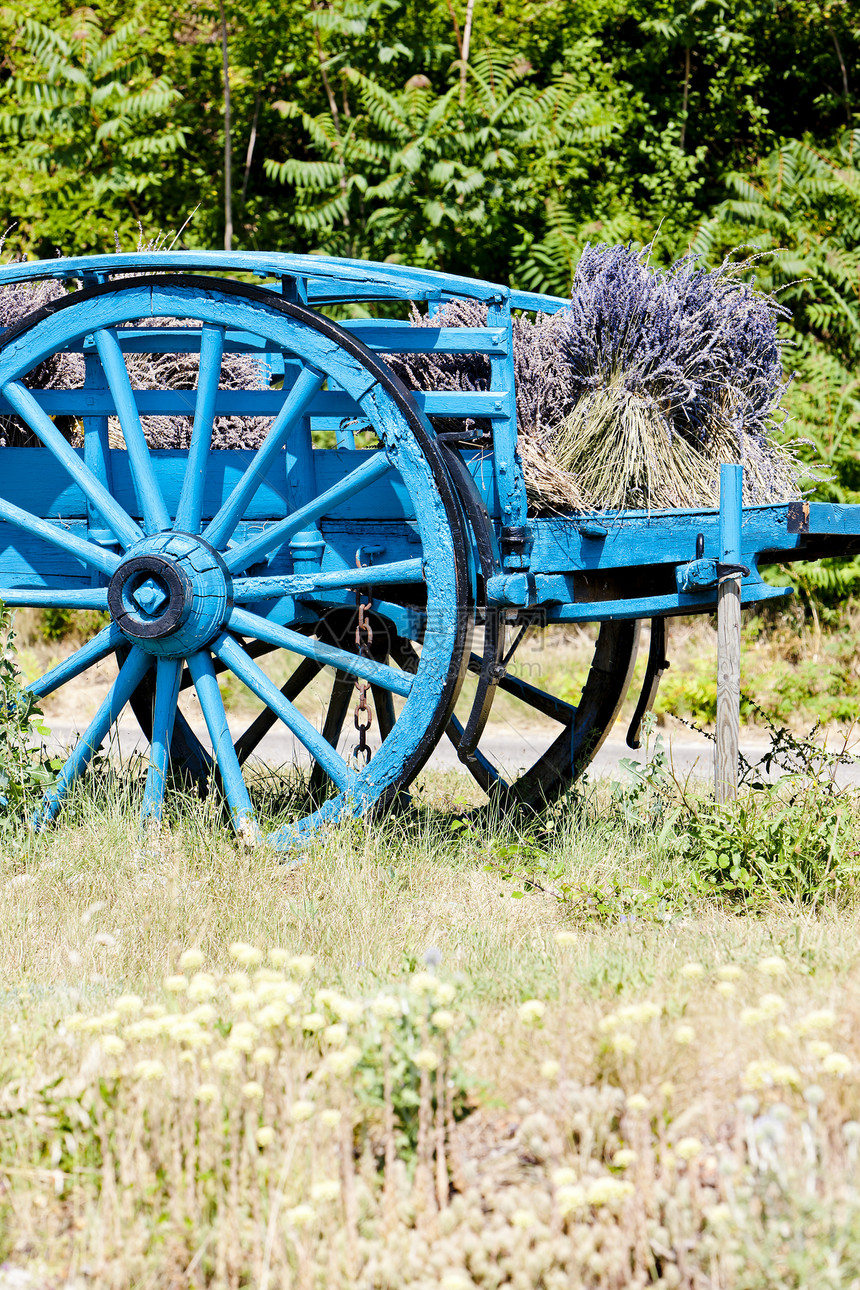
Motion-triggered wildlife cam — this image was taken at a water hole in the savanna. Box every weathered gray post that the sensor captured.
[715,463,743,803]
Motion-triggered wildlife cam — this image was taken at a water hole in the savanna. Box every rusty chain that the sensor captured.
[352,552,374,767]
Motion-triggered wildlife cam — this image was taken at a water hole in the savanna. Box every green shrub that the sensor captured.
[38,606,109,643]
[0,603,58,829]
[681,782,857,906]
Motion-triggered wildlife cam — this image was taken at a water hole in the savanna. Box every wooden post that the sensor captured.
[715,463,743,803]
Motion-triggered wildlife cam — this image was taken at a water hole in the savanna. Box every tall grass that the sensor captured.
[3,771,860,1286]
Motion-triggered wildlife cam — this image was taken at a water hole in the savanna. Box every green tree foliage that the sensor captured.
[268,44,621,288]
[0,0,858,491]
[0,7,185,251]
[692,133,860,500]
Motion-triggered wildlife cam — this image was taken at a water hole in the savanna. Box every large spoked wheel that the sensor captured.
[392,619,640,809]
[0,276,470,847]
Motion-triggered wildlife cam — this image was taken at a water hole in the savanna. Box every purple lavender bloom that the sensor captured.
[558,242,789,446]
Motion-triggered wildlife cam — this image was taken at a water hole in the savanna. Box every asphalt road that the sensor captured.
[40,717,860,788]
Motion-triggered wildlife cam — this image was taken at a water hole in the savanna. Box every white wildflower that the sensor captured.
[178,948,205,972]
[518,1000,546,1026]
[229,942,263,967]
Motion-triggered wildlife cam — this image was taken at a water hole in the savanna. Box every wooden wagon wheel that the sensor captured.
[0,275,470,848]
[391,619,640,808]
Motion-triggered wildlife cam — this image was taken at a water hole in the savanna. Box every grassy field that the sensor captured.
[3,742,860,1289]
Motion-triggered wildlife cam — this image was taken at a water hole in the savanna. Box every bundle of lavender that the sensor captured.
[391,243,803,513]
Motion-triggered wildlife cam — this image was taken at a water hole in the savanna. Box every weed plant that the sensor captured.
[0,603,58,833]
[3,855,860,1289]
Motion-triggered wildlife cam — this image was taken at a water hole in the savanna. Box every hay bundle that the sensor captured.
[390,244,803,513]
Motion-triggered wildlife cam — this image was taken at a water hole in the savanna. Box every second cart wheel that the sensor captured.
[392,619,641,808]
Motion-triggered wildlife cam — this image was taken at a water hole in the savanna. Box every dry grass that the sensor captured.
[538,380,801,515]
[3,781,860,1287]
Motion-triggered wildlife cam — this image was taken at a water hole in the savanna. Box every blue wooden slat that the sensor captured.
[0,387,513,419]
[0,252,501,302]
[81,348,115,558]
[228,606,414,696]
[545,580,790,623]
[801,503,860,536]
[1,323,508,357]
[528,505,798,574]
[174,324,225,534]
[508,289,569,314]
[486,295,523,530]
[0,447,416,524]
[720,463,743,566]
[0,250,567,318]
[341,323,508,354]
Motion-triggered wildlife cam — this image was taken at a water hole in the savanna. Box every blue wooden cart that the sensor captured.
[1,252,857,847]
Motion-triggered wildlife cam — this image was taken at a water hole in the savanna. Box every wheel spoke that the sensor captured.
[203,364,324,550]
[187,649,260,842]
[308,670,354,800]
[393,637,504,793]
[93,328,171,534]
[141,657,182,824]
[228,606,413,696]
[211,633,354,793]
[370,682,396,742]
[235,656,322,766]
[0,380,143,549]
[232,558,425,603]
[174,324,225,534]
[224,451,393,574]
[0,497,120,578]
[29,622,125,700]
[0,587,109,610]
[37,646,152,826]
[492,668,576,724]
[444,711,504,791]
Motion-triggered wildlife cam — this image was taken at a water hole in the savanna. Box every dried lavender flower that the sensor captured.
[393,243,800,512]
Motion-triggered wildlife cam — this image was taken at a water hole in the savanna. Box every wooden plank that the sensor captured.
[543,580,788,622]
[0,447,417,523]
[342,323,508,354]
[529,505,798,573]
[715,465,743,804]
[0,387,513,419]
[0,250,510,304]
[797,502,860,537]
[1,323,509,357]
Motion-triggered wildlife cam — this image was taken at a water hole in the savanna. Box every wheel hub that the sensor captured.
[108,532,233,657]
